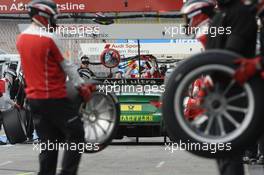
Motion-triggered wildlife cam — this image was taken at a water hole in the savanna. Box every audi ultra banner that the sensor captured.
[0,0,183,14]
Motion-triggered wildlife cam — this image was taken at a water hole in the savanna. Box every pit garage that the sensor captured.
[0,0,263,175]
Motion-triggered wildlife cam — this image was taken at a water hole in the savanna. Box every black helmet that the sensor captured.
[159,65,167,74]
[28,0,58,28]
[81,55,90,65]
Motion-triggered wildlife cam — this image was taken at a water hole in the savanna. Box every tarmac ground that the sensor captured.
[0,137,262,175]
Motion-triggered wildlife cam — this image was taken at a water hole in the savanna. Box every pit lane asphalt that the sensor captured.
[0,137,260,175]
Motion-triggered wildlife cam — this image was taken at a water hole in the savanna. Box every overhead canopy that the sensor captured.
[0,0,183,14]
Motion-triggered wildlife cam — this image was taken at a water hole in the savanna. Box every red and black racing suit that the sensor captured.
[17,24,84,175]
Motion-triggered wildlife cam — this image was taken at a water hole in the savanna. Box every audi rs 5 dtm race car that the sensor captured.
[79,53,175,142]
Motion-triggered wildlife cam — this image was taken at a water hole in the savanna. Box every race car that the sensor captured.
[116,83,165,141]
[113,55,168,141]
[79,53,169,142]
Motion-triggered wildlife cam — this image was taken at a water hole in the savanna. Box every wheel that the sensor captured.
[162,50,264,158]
[66,82,120,153]
[2,107,27,144]
[80,92,120,153]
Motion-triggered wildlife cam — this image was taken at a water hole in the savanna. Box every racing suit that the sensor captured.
[16,23,85,175]
[205,1,257,174]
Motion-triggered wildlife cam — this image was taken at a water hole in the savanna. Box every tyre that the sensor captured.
[80,92,120,153]
[2,107,27,144]
[19,104,34,139]
[162,50,264,158]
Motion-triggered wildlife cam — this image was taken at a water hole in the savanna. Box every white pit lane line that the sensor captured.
[16,173,34,175]
[156,161,165,168]
[1,145,14,148]
[0,161,12,167]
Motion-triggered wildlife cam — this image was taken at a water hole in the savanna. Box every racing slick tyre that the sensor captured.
[19,105,34,139]
[162,50,264,158]
[80,92,120,153]
[2,107,27,144]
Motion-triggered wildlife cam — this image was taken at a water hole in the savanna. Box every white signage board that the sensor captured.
[18,24,192,39]
[80,42,203,56]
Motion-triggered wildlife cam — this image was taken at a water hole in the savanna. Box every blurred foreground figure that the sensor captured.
[206,0,257,175]
[16,0,95,175]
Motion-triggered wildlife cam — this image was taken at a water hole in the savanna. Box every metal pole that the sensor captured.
[137,39,141,78]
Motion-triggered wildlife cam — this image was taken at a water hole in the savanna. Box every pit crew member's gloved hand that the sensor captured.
[234,57,262,85]
[78,84,96,102]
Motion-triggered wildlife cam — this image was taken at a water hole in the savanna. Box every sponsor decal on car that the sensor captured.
[120,115,153,122]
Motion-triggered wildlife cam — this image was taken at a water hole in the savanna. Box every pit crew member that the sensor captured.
[78,55,95,79]
[205,0,257,174]
[16,0,95,175]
